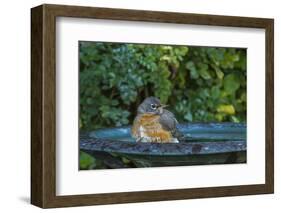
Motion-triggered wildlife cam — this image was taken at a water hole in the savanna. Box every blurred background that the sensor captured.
[79,42,246,131]
[79,42,246,169]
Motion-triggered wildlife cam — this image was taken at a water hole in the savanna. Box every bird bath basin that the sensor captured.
[80,122,246,168]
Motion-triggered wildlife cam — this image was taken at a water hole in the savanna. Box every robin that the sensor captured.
[131,97,182,143]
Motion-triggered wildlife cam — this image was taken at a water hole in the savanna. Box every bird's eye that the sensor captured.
[150,104,157,110]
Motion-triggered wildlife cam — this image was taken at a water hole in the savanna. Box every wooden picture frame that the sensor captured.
[31,4,274,208]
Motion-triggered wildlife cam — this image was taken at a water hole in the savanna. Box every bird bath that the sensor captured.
[80,122,246,168]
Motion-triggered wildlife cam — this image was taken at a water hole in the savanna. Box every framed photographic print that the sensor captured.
[31,4,274,208]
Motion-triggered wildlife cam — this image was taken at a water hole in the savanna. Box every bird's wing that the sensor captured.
[159,109,178,131]
[159,109,183,139]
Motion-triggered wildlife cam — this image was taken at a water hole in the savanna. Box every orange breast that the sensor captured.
[132,113,172,143]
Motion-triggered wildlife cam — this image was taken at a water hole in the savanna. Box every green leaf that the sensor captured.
[211,86,220,99]
[211,64,224,79]
[184,112,193,121]
[240,92,247,102]
[86,97,94,105]
[223,74,240,94]
[186,61,199,79]
[217,104,235,115]
[230,116,240,123]
[198,63,211,80]
[80,151,96,169]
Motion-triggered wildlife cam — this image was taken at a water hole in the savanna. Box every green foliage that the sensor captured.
[79,42,246,130]
[79,151,96,169]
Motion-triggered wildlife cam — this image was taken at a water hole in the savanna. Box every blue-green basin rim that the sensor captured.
[85,122,246,142]
[80,122,246,156]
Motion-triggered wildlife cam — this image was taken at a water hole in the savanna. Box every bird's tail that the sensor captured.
[172,128,185,142]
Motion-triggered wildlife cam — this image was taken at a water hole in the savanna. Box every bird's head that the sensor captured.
[137,97,168,115]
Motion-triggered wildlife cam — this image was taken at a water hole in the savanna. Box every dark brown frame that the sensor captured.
[31,4,274,208]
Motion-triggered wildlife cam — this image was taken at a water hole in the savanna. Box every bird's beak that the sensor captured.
[157,104,168,114]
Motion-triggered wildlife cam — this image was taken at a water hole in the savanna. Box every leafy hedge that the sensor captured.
[79,42,246,131]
